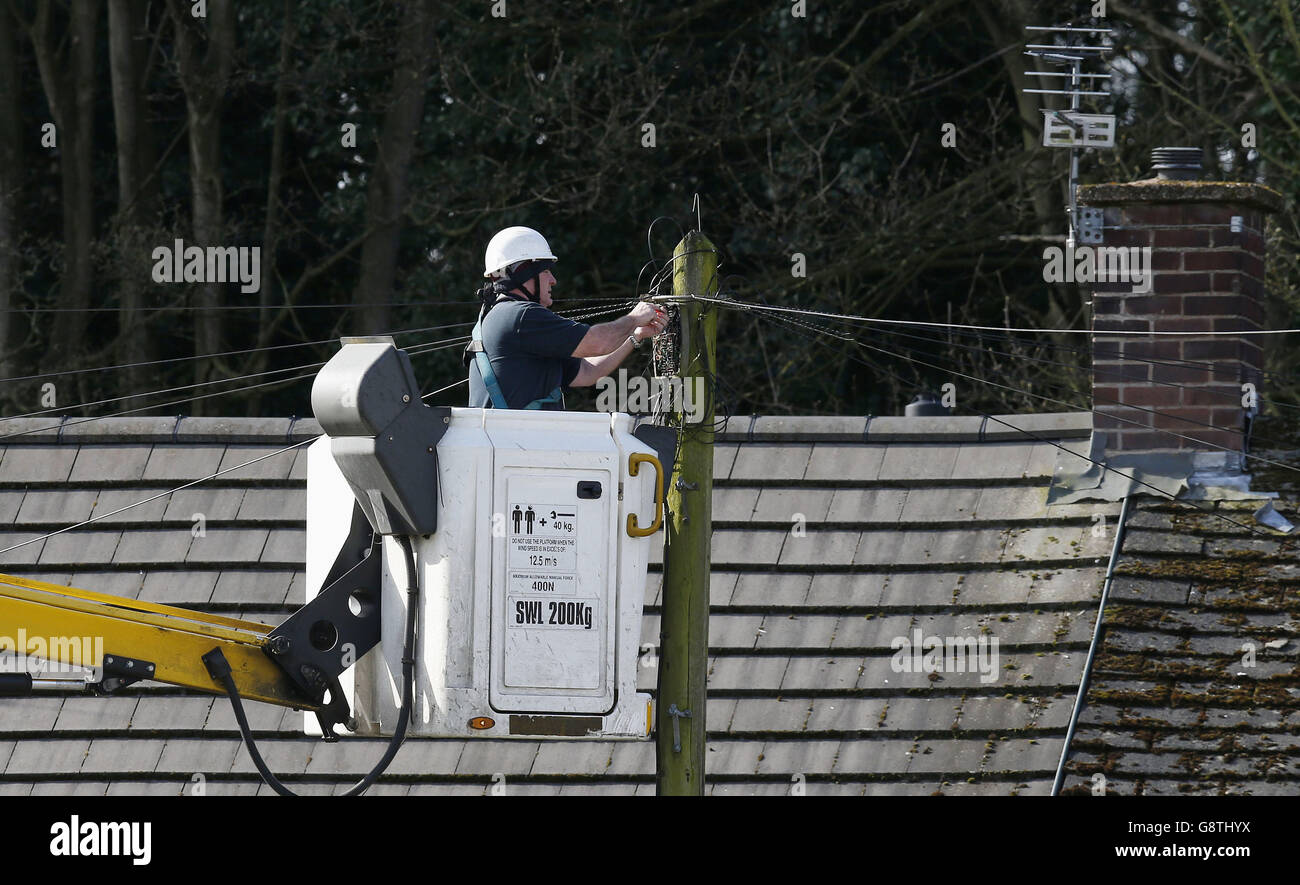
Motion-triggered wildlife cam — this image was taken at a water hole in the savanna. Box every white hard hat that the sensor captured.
[483,226,558,278]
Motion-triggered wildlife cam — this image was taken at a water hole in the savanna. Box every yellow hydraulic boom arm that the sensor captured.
[0,572,316,709]
[0,501,383,736]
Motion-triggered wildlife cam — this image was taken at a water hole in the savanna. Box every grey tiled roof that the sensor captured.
[0,413,1126,795]
[1059,497,1300,796]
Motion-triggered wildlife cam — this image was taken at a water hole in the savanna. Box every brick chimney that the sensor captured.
[1079,149,1283,475]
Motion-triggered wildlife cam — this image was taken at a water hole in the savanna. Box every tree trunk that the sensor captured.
[109,0,159,220]
[168,0,234,414]
[244,0,296,414]
[977,0,1060,234]
[108,0,160,403]
[352,0,435,335]
[0,3,20,384]
[977,0,1077,347]
[28,1,99,386]
[189,99,225,364]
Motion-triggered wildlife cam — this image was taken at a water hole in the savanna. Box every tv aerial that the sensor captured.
[1023,24,1115,248]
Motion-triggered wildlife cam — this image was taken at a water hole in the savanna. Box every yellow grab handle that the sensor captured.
[627,452,664,537]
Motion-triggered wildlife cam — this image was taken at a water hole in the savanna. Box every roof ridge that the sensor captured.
[0,417,323,445]
[0,412,1092,445]
[715,412,1091,442]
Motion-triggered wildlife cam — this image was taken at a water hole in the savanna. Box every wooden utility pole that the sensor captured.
[656,231,716,795]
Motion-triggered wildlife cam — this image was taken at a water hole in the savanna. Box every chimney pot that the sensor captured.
[1151,146,1203,180]
[904,392,950,417]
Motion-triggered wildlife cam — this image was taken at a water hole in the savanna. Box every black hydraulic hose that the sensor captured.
[203,535,420,796]
[0,674,33,694]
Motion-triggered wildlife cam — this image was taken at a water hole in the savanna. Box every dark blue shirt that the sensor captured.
[467,298,590,410]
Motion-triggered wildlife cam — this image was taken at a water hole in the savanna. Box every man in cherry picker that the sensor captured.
[465,226,667,410]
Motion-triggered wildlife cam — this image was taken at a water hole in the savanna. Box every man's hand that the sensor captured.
[570,302,670,387]
[573,302,668,357]
[628,301,662,326]
[632,303,667,343]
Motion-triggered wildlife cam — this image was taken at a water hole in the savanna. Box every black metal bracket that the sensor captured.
[632,422,679,472]
[95,652,157,694]
[264,501,382,739]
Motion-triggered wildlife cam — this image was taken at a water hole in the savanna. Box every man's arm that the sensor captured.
[570,336,636,388]
[568,304,667,388]
[570,302,661,358]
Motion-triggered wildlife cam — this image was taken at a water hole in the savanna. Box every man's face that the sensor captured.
[524,269,557,308]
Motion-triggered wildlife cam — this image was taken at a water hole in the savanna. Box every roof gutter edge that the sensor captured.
[0,412,1094,446]
[0,416,324,445]
[715,412,1092,443]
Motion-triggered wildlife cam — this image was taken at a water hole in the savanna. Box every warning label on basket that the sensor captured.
[509,596,596,630]
[508,503,576,537]
[509,571,577,595]
[507,502,577,572]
